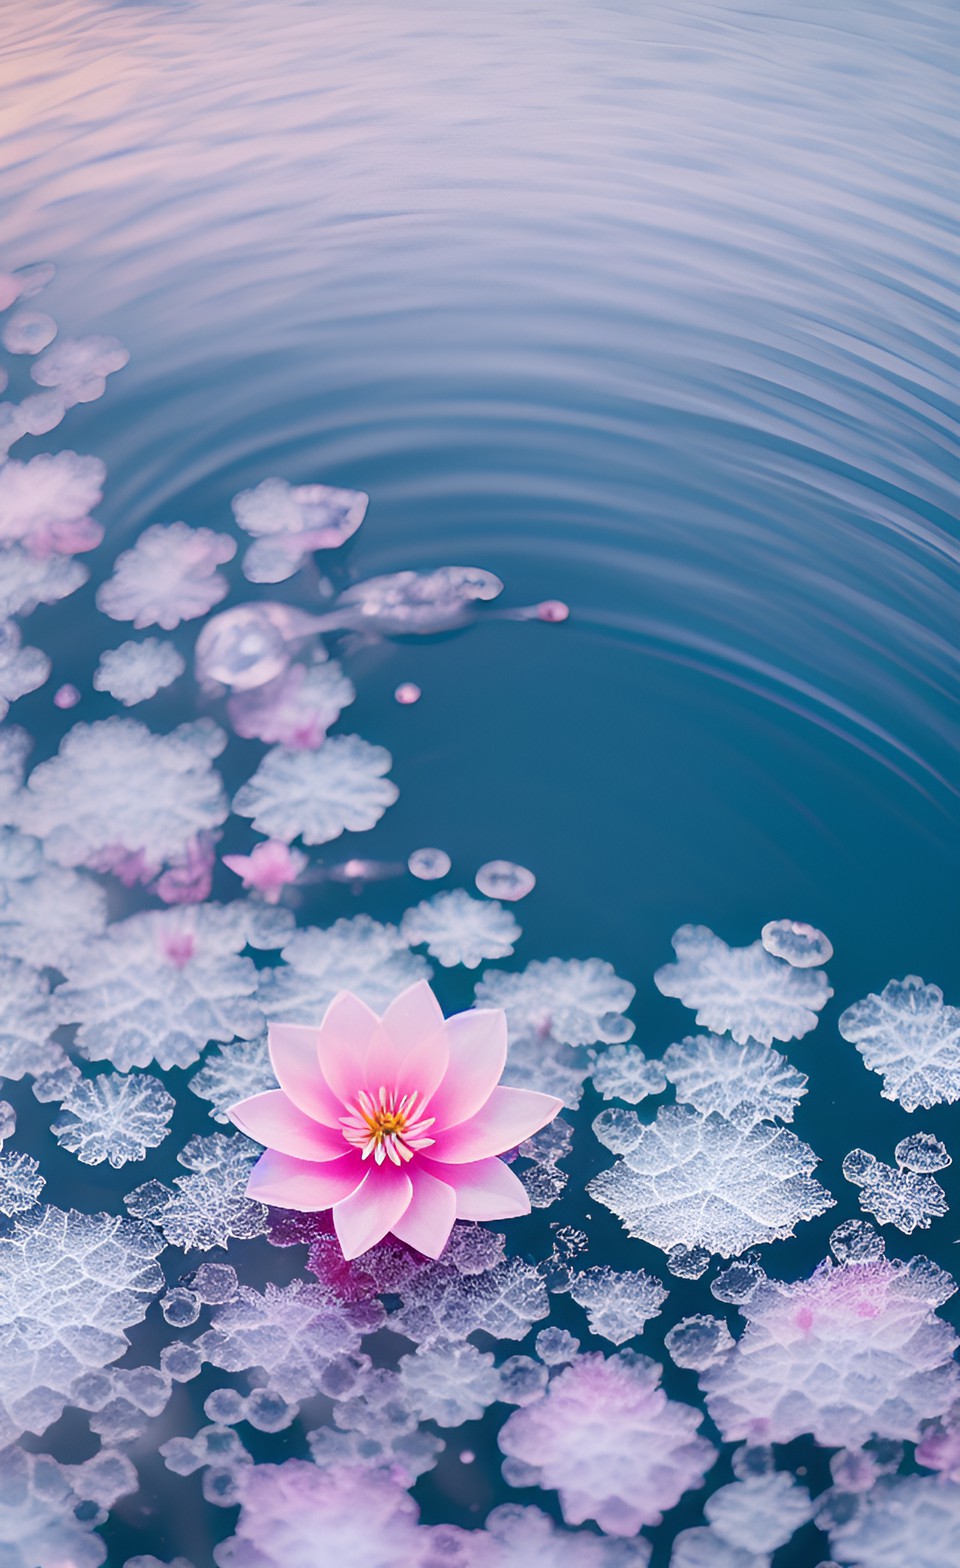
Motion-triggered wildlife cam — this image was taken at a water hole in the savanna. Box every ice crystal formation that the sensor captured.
[589,1104,834,1257]
[0,826,107,968]
[475,957,635,1046]
[190,1033,278,1122]
[0,617,49,718]
[654,925,832,1045]
[52,1071,175,1166]
[54,905,264,1070]
[232,477,368,582]
[499,1351,716,1535]
[227,658,355,746]
[701,1253,959,1447]
[401,888,521,968]
[0,1149,44,1213]
[257,915,430,1022]
[232,735,398,844]
[590,1044,667,1104]
[97,521,236,629]
[567,1266,669,1345]
[662,1034,808,1123]
[93,638,186,705]
[842,1144,948,1233]
[0,1206,164,1446]
[0,955,64,1081]
[704,1468,813,1554]
[827,1475,960,1568]
[125,1133,268,1251]
[838,976,960,1111]
[16,717,228,886]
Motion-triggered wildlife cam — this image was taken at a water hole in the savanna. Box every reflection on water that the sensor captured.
[1,1,959,1564]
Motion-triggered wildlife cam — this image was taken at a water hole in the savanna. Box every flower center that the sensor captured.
[339,1086,436,1167]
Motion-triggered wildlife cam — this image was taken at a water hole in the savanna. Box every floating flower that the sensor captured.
[222,840,307,903]
[228,980,562,1260]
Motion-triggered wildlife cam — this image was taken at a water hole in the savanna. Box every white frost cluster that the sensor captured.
[704,1470,813,1554]
[828,1475,960,1568]
[233,735,398,844]
[842,1145,948,1234]
[397,1341,501,1426]
[0,450,105,556]
[590,1045,667,1104]
[475,957,635,1046]
[664,1315,735,1371]
[662,1034,808,1123]
[589,1104,834,1257]
[0,827,107,969]
[227,659,354,747]
[258,915,429,1023]
[839,976,960,1111]
[54,905,264,1070]
[31,333,129,404]
[125,1133,268,1251]
[401,888,520,968]
[502,1032,592,1109]
[0,1206,164,1446]
[94,638,186,705]
[97,522,236,629]
[16,716,228,882]
[232,477,368,582]
[0,618,49,718]
[654,925,832,1045]
[0,955,65,1081]
[0,545,87,619]
[0,1149,44,1214]
[499,1351,716,1535]
[568,1266,668,1345]
[52,1071,175,1166]
[0,1444,131,1568]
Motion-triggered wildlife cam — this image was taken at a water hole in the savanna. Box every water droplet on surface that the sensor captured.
[475,860,536,901]
[408,847,451,881]
[53,683,80,709]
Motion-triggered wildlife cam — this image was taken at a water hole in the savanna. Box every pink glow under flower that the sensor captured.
[228,980,562,1260]
[223,840,307,903]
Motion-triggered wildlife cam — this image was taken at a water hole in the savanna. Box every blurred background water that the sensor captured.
[1,0,959,1562]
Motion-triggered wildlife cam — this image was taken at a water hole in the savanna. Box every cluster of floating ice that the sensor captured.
[842,1138,950,1233]
[662,1033,808,1123]
[839,976,960,1110]
[401,888,521,968]
[233,734,398,844]
[125,1133,268,1251]
[93,638,186,705]
[97,522,236,629]
[655,924,833,1045]
[51,1071,175,1166]
[227,657,355,747]
[590,1044,667,1104]
[232,477,368,582]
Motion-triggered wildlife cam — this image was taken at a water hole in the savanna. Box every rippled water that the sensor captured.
[2,1,959,1563]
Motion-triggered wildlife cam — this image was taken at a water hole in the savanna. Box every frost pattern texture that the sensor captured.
[0,1446,121,1568]
[0,619,49,718]
[0,451,104,556]
[704,1472,813,1553]
[590,1045,667,1104]
[568,1266,669,1345]
[0,1149,44,1214]
[0,827,107,968]
[654,925,832,1045]
[838,976,960,1111]
[0,955,65,1081]
[52,1071,175,1166]
[701,1255,959,1447]
[55,905,264,1070]
[93,639,186,705]
[662,1035,807,1123]
[401,889,520,968]
[828,1475,960,1568]
[16,717,228,881]
[0,1206,164,1446]
[499,1351,716,1535]
[589,1104,834,1257]
[96,521,236,629]
[197,1280,381,1402]
[232,736,398,844]
[190,1034,278,1123]
[125,1134,268,1251]
[257,916,429,1022]
[842,1147,948,1234]
[475,957,635,1046]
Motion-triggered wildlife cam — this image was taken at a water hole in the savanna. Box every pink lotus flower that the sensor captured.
[223,840,307,903]
[228,981,561,1260]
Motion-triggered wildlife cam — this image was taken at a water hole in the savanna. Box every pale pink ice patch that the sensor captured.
[228,980,562,1260]
[223,840,307,903]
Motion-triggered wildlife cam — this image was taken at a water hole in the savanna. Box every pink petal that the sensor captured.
[389,1167,457,1258]
[268,1022,343,1127]
[426,1008,508,1130]
[316,991,382,1105]
[380,981,445,1051]
[420,1154,531,1220]
[229,1090,348,1162]
[246,1149,364,1210]
[363,980,447,1094]
[428,1086,562,1163]
[332,1164,414,1260]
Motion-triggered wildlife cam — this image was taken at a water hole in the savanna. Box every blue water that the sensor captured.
[2,1,959,1563]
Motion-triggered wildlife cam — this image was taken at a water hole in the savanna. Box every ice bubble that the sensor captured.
[408,846,451,880]
[0,450,104,557]
[666,1243,712,1280]
[535,1327,580,1364]
[663,1033,807,1123]
[31,333,129,404]
[829,1218,885,1264]
[161,1288,202,1328]
[590,1104,834,1258]
[93,638,186,706]
[53,681,81,708]
[97,521,236,630]
[52,1071,175,1167]
[839,976,960,1111]
[227,659,354,747]
[761,919,833,967]
[394,681,421,704]
[896,1131,951,1173]
[475,859,536,901]
[655,924,832,1045]
[476,956,635,1047]
[187,1262,239,1304]
[195,601,323,691]
[2,310,57,355]
[401,888,520,968]
[709,1261,767,1304]
[499,1350,716,1535]
[233,735,398,845]
[664,1315,735,1371]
